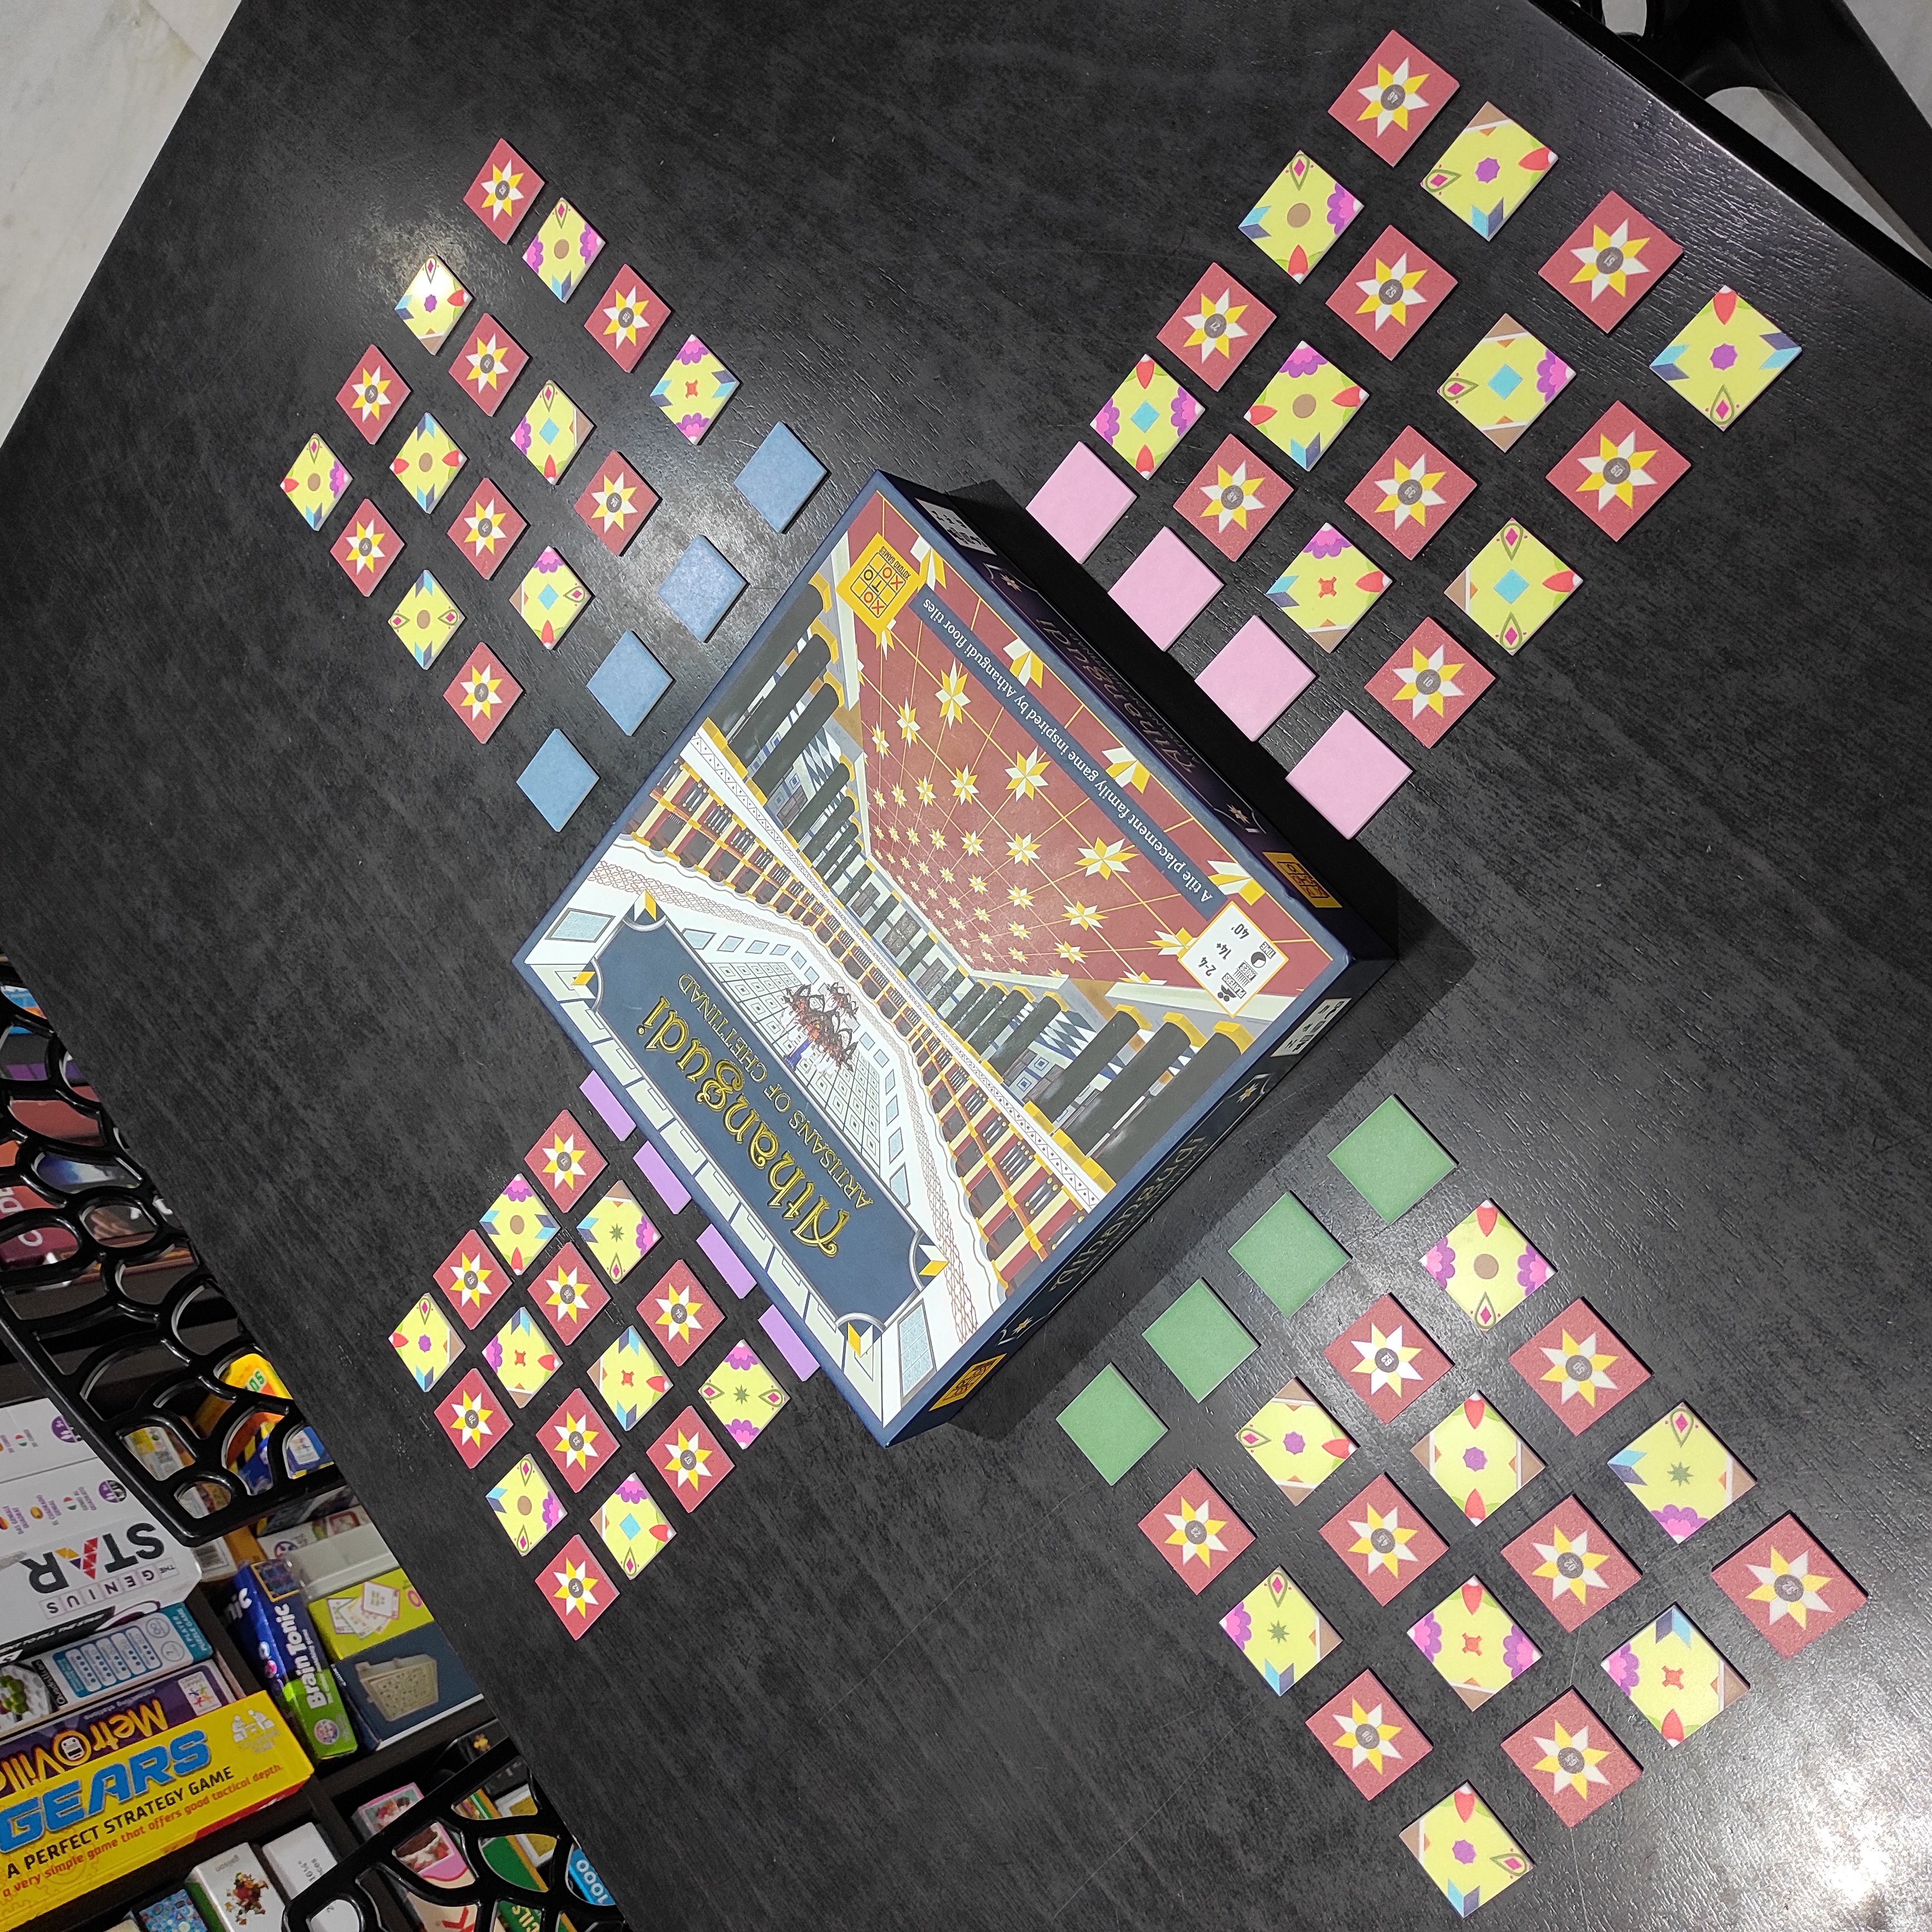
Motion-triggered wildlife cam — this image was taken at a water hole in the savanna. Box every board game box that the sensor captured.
[519,475,1392,1442]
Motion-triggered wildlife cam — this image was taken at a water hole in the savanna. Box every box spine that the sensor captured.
[220,1563,356,1762]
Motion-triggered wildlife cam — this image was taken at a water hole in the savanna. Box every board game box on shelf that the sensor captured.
[519,475,1392,1442]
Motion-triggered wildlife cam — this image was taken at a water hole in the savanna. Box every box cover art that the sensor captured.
[519,475,1389,1441]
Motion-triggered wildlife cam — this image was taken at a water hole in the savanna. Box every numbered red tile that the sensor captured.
[1508,1297,1650,1435]
[1320,1470,1448,1605]
[1308,1668,1432,1798]
[1500,1493,1641,1632]
[533,1242,610,1343]
[450,315,529,417]
[573,452,659,557]
[525,1107,607,1210]
[1711,1513,1866,1657]
[434,1231,507,1329]
[585,264,671,371]
[335,346,410,445]
[1325,226,1457,360]
[436,1370,504,1470]
[1155,262,1275,392]
[1329,29,1459,163]
[1138,1468,1254,1595]
[1344,426,1473,558]
[540,1534,618,1639]
[649,1406,733,1512]
[1176,434,1292,563]
[1537,190,1682,332]
[464,137,544,243]
[1367,619,1493,750]
[442,643,523,745]
[1501,1688,1641,1825]
[1323,1293,1451,1423]
[1547,401,1690,541]
[640,1259,719,1367]
[447,480,527,580]
[539,1387,616,1494]
[330,501,403,597]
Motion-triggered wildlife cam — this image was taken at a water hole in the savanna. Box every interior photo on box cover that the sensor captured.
[520,479,1353,1437]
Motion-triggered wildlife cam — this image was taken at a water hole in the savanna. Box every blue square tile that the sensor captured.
[658,535,746,641]
[734,422,827,532]
[518,730,599,831]
[586,630,674,735]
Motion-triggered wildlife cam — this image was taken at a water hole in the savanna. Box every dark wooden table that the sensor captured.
[3,1,1928,1925]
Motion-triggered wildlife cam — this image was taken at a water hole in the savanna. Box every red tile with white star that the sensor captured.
[436,1371,506,1470]
[1325,225,1457,361]
[443,644,522,745]
[330,500,403,597]
[1367,619,1493,750]
[1319,1470,1448,1606]
[533,1241,610,1343]
[1537,190,1682,332]
[335,346,410,445]
[447,480,527,581]
[539,1387,616,1494]
[640,1258,718,1367]
[433,1230,507,1329]
[1507,1297,1649,1436]
[573,451,659,557]
[649,1405,733,1512]
[1309,1668,1431,1799]
[1329,30,1458,164]
[1547,401,1689,541]
[1344,426,1473,559]
[1137,1468,1254,1595]
[525,1107,607,1210]
[1323,1292,1452,1424]
[450,314,529,417]
[540,1533,618,1639]
[1155,263,1275,393]
[1176,434,1292,563]
[585,264,671,372]
[464,137,544,243]
[1501,1688,1641,1826]
[1499,1494,1640,1632]
[1711,1513,1866,1658]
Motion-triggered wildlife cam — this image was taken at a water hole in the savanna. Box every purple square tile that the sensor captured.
[1028,443,1136,562]
[580,1070,634,1140]
[1287,711,1412,837]
[758,1304,820,1381]
[1196,617,1314,738]
[1109,528,1223,649]
[633,1138,691,1214]
[697,1224,757,1298]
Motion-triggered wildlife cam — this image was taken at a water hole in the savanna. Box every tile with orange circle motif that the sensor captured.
[533,1243,610,1343]
[1319,1470,1448,1605]
[1509,1297,1649,1435]
[585,264,671,371]
[1325,225,1457,361]
[1547,401,1690,541]
[335,345,409,445]
[330,501,404,597]
[1537,190,1682,333]
[1344,426,1473,559]
[1176,434,1292,563]
[574,452,658,557]
[1308,1668,1432,1799]
[447,480,527,582]
[451,316,529,417]
[434,1230,507,1329]
[1711,1512,1866,1658]
[464,137,544,243]
[1137,1468,1253,1595]
[1500,1493,1642,1632]
[1323,1292,1451,1425]
[649,1405,732,1512]
[525,1107,607,1210]
[436,1370,504,1470]
[1155,263,1275,393]
[539,1387,615,1494]
[1366,620,1494,750]
[1329,30,1459,165]
[443,643,522,745]
[541,1533,618,1638]
[1502,1687,1642,1826]
[639,1258,717,1367]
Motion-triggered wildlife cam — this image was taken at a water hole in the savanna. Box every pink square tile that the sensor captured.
[1109,528,1222,649]
[1196,617,1313,738]
[1288,712,1412,837]
[1028,443,1136,562]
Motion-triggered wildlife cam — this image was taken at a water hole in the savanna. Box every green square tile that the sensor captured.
[1328,1096,1456,1223]
[1144,1279,1258,1401]
[1229,1192,1348,1317]
[1057,1364,1166,1484]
